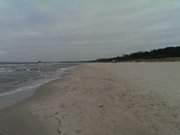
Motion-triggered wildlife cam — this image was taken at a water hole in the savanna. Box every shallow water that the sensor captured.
[0,62,77,109]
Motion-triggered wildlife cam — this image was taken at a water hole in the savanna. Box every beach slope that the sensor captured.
[0,63,180,135]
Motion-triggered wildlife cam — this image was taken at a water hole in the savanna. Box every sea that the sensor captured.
[0,62,78,109]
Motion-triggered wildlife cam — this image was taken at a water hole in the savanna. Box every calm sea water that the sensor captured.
[0,62,77,96]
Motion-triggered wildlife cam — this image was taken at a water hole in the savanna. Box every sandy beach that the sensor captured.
[0,63,180,135]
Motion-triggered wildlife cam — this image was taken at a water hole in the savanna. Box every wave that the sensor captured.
[0,66,75,97]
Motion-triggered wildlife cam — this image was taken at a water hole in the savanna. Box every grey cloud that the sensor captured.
[0,0,180,61]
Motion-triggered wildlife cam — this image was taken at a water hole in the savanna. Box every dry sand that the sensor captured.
[0,63,180,135]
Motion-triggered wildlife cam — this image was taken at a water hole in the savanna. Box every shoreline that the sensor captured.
[1,63,180,135]
[0,65,77,110]
[0,65,79,135]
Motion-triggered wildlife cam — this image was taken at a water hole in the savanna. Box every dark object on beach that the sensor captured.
[99,104,104,108]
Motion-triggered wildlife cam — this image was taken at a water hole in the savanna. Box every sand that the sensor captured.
[0,63,180,135]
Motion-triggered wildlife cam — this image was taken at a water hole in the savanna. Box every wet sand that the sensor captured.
[0,63,180,135]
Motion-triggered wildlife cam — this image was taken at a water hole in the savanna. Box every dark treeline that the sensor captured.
[95,46,180,62]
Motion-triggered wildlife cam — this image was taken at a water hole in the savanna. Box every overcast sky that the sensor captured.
[0,0,180,61]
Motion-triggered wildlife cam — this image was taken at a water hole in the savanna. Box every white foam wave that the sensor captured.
[0,66,75,97]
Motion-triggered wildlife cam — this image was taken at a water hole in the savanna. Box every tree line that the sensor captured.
[95,46,180,62]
